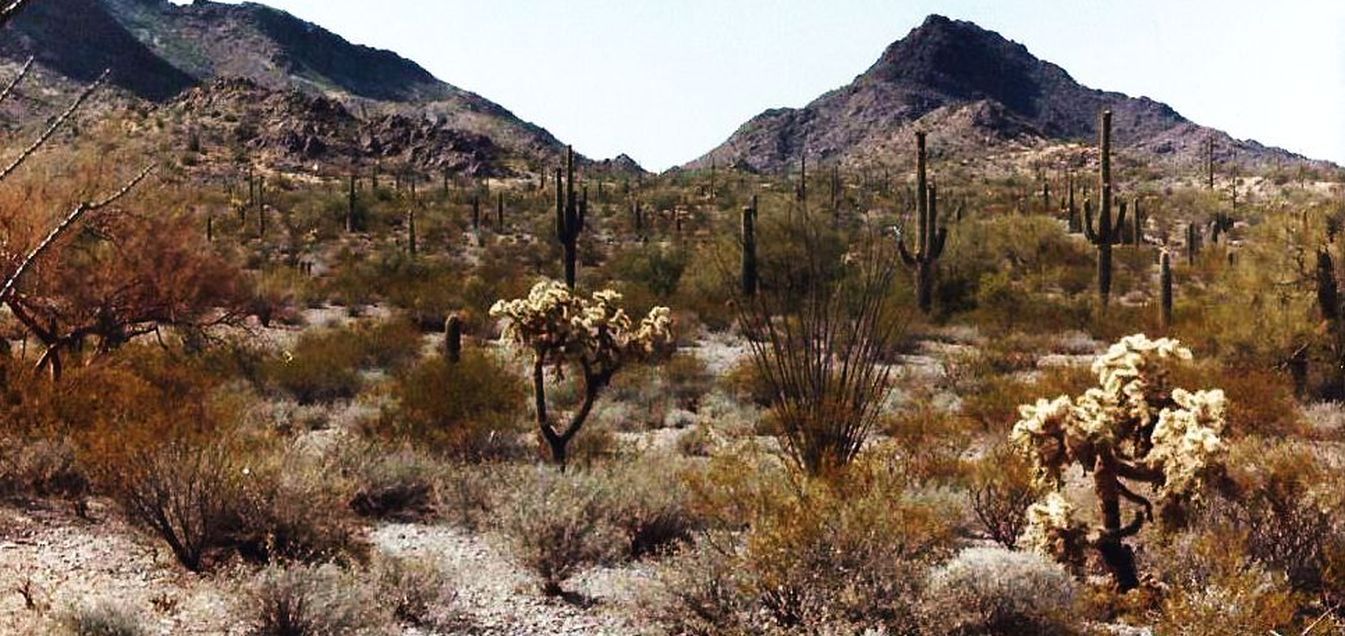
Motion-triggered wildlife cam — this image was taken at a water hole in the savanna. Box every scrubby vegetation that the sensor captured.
[0,19,1341,629]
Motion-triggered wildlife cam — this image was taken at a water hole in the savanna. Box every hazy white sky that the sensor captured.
[189,1,1345,171]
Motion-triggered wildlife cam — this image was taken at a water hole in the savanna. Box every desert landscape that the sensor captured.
[0,1,1339,634]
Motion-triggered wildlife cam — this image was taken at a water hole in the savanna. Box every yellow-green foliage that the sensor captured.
[264,318,421,404]
[384,350,526,460]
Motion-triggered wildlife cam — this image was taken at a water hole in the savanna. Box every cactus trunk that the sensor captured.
[742,195,758,297]
[1159,250,1173,330]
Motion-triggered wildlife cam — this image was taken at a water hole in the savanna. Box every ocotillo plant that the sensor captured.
[1082,110,1128,306]
[444,313,462,363]
[1159,250,1173,330]
[556,146,585,289]
[741,195,758,297]
[898,131,947,315]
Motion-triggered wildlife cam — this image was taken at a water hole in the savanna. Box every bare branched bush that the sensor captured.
[737,222,905,475]
[496,467,622,596]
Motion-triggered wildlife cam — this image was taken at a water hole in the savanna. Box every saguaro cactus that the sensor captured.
[1159,250,1173,330]
[407,206,417,257]
[1130,198,1145,246]
[346,171,359,233]
[1066,172,1080,233]
[1317,248,1345,394]
[741,195,758,297]
[472,194,481,231]
[556,146,585,289]
[1186,222,1202,265]
[444,313,462,363]
[898,132,947,315]
[496,192,504,228]
[1083,111,1128,306]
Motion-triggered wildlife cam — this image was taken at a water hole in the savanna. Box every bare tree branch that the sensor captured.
[0,56,33,109]
[0,164,154,305]
[0,69,110,184]
[0,0,33,31]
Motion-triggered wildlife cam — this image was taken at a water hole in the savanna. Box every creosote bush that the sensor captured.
[923,546,1080,635]
[496,467,622,596]
[382,350,526,460]
[245,563,390,636]
[54,599,148,636]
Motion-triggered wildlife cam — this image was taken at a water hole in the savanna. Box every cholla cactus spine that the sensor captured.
[898,131,947,314]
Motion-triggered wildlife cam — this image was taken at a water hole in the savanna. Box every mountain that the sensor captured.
[0,0,569,173]
[685,15,1321,173]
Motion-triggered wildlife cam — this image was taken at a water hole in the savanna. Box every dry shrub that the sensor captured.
[53,599,148,636]
[495,467,623,596]
[1207,439,1343,596]
[372,554,458,628]
[111,440,242,572]
[922,546,1081,635]
[661,451,957,633]
[886,399,974,485]
[603,455,703,559]
[959,363,1093,432]
[244,563,391,636]
[1148,530,1303,635]
[0,436,89,507]
[662,353,713,411]
[265,318,422,404]
[966,443,1038,549]
[1170,363,1305,437]
[719,358,773,408]
[382,350,526,460]
[345,446,440,521]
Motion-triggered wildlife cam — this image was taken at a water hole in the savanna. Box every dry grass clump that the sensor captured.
[244,563,390,636]
[53,598,148,636]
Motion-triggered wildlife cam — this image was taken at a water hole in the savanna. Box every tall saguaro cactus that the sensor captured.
[346,171,359,233]
[741,195,758,297]
[556,145,586,289]
[1317,248,1345,394]
[444,313,462,363]
[1159,250,1173,330]
[1082,111,1128,306]
[898,131,947,315]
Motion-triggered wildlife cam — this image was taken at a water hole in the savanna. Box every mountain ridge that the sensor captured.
[684,14,1325,174]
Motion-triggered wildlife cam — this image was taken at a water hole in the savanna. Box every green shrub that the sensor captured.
[383,350,526,460]
[496,467,622,596]
[265,318,423,404]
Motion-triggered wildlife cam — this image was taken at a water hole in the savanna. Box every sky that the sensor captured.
[186,1,1345,172]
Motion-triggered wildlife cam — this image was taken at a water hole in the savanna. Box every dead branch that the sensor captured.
[0,56,33,109]
[0,0,33,30]
[0,164,154,305]
[0,69,109,184]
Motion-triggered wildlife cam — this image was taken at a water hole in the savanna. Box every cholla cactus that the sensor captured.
[1011,334,1227,590]
[491,280,673,467]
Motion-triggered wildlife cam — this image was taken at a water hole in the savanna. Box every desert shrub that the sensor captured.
[0,436,90,506]
[54,599,148,636]
[1149,531,1303,635]
[265,318,423,404]
[382,351,526,460]
[719,358,773,408]
[921,547,1081,635]
[603,456,703,559]
[495,467,622,596]
[345,446,440,521]
[235,451,370,566]
[436,463,507,531]
[373,554,457,628]
[644,533,752,636]
[662,353,713,411]
[245,563,390,636]
[110,439,243,572]
[1207,439,1343,595]
[885,403,973,485]
[607,243,688,301]
[665,452,957,632]
[1170,364,1305,437]
[966,443,1038,549]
